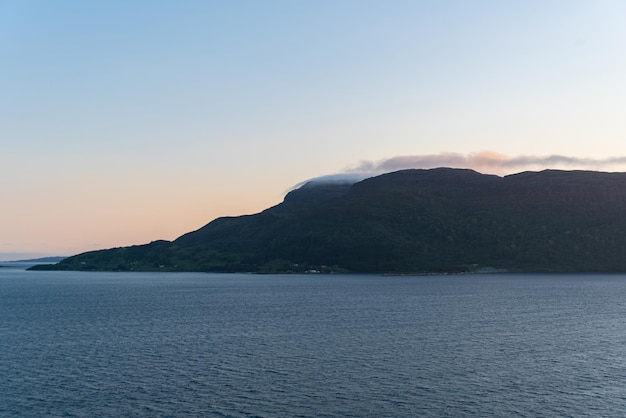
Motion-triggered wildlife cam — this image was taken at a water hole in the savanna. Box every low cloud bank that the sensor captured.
[296,152,626,189]
[347,152,626,176]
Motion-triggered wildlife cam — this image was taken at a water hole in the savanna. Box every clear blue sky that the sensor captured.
[2,0,626,259]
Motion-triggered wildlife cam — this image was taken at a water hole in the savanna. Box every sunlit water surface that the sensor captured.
[2,268,626,417]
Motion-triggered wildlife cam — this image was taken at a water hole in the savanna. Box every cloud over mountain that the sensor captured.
[294,152,626,190]
[346,152,626,176]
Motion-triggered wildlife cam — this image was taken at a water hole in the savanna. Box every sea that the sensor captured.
[2,266,626,417]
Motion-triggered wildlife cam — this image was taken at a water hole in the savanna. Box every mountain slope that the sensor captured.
[32,168,626,273]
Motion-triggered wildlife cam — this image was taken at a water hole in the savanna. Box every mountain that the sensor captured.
[1,256,66,270]
[12,256,67,263]
[30,168,626,273]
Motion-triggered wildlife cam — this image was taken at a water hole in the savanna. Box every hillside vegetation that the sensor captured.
[31,168,626,273]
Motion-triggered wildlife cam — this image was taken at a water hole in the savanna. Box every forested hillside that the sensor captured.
[32,168,626,273]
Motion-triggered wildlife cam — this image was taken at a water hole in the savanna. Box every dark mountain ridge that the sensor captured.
[32,168,626,273]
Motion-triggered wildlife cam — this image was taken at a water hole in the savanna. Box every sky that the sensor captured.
[2,0,626,260]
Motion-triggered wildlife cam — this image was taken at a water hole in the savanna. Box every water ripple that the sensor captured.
[2,271,626,416]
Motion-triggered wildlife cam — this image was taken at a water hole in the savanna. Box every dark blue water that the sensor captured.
[2,268,626,417]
